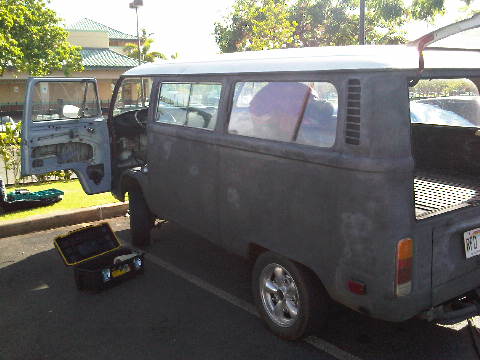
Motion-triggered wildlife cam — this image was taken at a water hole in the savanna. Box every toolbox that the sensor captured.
[7,188,64,202]
[54,223,144,292]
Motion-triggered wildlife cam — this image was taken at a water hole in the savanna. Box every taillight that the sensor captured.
[396,238,413,296]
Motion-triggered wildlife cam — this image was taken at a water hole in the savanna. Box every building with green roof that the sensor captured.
[0,18,139,119]
[67,18,137,41]
[66,18,139,56]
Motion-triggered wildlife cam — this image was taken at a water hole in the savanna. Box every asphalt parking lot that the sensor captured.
[1,216,480,360]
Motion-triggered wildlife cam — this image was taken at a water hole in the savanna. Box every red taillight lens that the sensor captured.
[396,238,413,296]
[348,280,366,295]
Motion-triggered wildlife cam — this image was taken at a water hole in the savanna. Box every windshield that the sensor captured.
[409,78,480,128]
[113,77,153,116]
[31,81,100,121]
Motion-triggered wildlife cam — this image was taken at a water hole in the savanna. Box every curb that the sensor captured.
[0,202,129,239]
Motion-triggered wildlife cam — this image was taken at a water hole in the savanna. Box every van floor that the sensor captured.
[414,172,480,220]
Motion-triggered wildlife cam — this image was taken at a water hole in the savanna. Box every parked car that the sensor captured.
[410,101,477,127]
[0,116,16,132]
[19,15,480,340]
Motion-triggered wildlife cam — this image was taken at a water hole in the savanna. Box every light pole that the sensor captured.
[359,0,365,45]
[129,0,143,66]
[129,0,145,105]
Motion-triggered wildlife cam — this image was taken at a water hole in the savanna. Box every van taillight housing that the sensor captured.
[396,238,413,296]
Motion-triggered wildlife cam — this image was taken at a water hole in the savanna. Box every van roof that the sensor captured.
[124,45,480,76]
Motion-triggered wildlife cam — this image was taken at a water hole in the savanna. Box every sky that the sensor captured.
[48,0,237,58]
[47,0,480,58]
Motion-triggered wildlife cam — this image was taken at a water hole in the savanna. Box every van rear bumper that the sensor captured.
[420,289,480,323]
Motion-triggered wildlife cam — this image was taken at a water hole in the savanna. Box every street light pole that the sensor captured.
[359,0,366,45]
[129,0,145,105]
[129,0,143,66]
[135,7,141,66]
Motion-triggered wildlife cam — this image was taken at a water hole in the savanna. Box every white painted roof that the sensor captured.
[123,45,480,76]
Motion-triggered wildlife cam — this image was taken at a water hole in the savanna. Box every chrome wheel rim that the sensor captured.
[259,263,300,327]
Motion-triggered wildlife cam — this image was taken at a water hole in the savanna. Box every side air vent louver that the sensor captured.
[345,79,361,145]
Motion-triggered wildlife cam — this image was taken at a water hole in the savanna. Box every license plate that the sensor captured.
[464,228,480,259]
[112,265,131,278]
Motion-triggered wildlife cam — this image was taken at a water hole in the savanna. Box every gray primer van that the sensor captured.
[21,16,480,339]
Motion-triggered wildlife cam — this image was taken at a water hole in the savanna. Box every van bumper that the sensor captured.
[419,290,480,323]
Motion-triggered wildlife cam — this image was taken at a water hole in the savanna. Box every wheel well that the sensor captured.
[248,243,328,296]
[248,243,268,262]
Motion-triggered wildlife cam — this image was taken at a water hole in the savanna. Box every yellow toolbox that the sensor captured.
[54,223,144,292]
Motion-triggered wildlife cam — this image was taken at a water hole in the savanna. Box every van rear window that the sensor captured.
[228,81,338,147]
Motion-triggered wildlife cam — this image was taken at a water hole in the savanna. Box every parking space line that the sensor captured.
[304,336,363,360]
[144,253,257,315]
[144,252,363,360]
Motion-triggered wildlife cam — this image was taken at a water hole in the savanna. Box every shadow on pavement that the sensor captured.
[119,221,479,360]
[0,229,326,360]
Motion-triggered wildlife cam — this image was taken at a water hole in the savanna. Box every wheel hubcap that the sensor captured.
[259,263,300,327]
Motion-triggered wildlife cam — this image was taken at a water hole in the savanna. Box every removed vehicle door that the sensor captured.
[21,78,111,194]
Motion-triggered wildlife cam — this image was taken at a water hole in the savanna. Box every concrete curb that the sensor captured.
[0,202,129,239]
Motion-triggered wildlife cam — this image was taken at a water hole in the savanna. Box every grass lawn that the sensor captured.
[0,180,122,221]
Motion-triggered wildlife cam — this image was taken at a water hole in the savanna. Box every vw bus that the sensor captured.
[21,16,480,339]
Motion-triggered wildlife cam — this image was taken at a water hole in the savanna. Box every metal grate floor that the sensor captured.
[414,173,480,219]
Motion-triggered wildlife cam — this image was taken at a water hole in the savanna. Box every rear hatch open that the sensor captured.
[409,16,480,305]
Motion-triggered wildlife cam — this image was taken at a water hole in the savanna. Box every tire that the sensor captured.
[252,251,329,340]
[128,188,154,247]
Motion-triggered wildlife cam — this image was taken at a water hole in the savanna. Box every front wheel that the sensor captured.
[128,188,154,247]
[252,252,329,340]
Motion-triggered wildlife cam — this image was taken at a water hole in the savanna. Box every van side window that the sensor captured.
[228,81,338,147]
[156,83,222,130]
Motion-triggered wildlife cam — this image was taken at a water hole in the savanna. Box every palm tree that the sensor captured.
[124,29,167,63]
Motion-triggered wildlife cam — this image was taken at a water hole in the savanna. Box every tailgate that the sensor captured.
[432,210,480,305]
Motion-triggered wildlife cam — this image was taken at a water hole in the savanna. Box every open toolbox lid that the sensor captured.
[54,223,121,266]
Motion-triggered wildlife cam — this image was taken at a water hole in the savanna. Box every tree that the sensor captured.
[215,0,298,51]
[124,29,167,63]
[214,0,470,52]
[215,0,297,52]
[0,0,83,76]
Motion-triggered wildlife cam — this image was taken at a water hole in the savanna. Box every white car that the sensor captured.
[410,101,477,127]
[0,116,16,132]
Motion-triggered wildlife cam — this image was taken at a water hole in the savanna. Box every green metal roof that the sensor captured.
[68,18,137,40]
[81,48,138,69]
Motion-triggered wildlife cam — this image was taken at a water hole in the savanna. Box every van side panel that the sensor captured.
[216,73,430,321]
[146,124,221,243]
[140,71,433,321]
[218,146,428,320]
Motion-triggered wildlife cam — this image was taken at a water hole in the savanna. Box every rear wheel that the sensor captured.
[128,188,154,247]
[252,251,329,340]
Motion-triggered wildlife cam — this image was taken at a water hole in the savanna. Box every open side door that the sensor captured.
[21,77,111,194]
